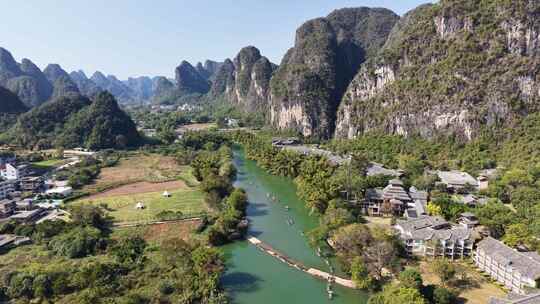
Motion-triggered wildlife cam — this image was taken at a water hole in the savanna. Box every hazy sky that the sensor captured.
[1,0,431,79]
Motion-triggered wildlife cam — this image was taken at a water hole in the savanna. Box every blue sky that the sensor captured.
[1,0,431,79]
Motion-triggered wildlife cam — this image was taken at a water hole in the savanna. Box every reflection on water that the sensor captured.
[222,147,368,304]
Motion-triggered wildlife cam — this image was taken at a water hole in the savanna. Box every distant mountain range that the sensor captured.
[0,47,230,107]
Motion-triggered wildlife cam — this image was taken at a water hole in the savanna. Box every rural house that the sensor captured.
[0,199,16,218]
[394,215,474,259]
[475,237,540,295]
[432,170,478,192]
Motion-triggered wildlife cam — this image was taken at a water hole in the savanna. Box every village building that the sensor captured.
[19,176,44,192]
[366,162,403,177]
[10,209,45,224]
[0,180,15,200]
[458,212,480,228]
[432,170,478,192]
[15,198,35,211]
[0,234,30,252]
[0,163,30,180]
[364,179,411,216]
[475,237,540,295]
[394,215,474,259]
[45,186,73,197]
[0,199,16,218]
[407,186,429,218]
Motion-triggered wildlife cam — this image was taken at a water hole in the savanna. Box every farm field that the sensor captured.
[72,152,207,224]
[82,153,196,194]
[74,187,207,224]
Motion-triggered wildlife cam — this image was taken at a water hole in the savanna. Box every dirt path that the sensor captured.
[86,180,187,199]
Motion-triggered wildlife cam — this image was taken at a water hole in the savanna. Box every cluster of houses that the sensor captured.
[0,153,80,252]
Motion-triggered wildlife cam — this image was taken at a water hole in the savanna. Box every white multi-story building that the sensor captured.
[1,163,29,180]
[394,215,474,259]
[475,237,540,295]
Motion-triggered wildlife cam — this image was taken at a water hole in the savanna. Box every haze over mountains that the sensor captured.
[0,47,230,107]
[1,0,540,144]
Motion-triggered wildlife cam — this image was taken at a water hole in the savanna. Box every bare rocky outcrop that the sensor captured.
[334,0,540,141]
[210,46,276,112]
[269,7,399,138]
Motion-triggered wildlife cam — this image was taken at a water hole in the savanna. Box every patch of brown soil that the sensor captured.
[86,180,187,199]
[144,220,201,242]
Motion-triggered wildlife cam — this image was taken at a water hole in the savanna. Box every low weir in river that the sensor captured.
[246,236,356,289]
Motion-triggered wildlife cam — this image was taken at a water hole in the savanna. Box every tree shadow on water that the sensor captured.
[247,202,269,217]
[221,272,263,297]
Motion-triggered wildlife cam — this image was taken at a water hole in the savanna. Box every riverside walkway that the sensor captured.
[247,236,356,289]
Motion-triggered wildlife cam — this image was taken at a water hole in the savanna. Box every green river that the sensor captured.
[222,148,368,303]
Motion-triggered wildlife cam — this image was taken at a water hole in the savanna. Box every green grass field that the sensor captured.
[74,188,207,224]
[31,158,66,170]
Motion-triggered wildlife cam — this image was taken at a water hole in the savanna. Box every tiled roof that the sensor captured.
[367,162,401,177]
[435,170,478,187]
[396,216,472,242]
[477,237,540,281]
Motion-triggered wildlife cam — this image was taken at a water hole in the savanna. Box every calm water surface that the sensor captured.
[221,148,368,304]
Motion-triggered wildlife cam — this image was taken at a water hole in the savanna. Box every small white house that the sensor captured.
[135,202,145,210]
[162,191,171,198]
[45,186,73,197]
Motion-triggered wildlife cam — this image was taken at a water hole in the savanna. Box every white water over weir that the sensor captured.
[247,236,357,289]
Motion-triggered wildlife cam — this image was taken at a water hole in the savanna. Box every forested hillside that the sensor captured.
[3,92,140,149]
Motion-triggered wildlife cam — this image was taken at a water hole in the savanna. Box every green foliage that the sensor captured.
[48,226,103,258]
[368,284,427,304]
[110,236,147,265]
[5,92,140,149]
[398,268,423,291]
[431,259,456,286]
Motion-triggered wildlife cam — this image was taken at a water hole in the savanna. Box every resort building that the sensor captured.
[364,179,411,216]
[19,176,44,193]
[394,215,474,259]
[474,237,540,295]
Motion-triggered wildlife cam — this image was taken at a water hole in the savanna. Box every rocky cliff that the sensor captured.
[269,7,400,138]
[210,46,276,112]
[43,64,81,99]
[70,70,102,98]
[175,61,210,94]
[0,48,53,107]
[335,0,540,141]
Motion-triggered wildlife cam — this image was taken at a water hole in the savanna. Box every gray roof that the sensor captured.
[367,162,402,177]
[477,237,540,281]
[434,170,478,187]
[409,187,428,202]
[489,293,540,304]
[0,234,16,248]
[396,216,472,242]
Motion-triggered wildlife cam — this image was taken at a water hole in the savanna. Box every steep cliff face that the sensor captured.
[335,0,540,141]
[125,76,153,101]
[44,64,80,99]
[0,49,53,107]
[70,70,102,98]
[269,8,400,138]
[175,61,210,94]
[210,46,275,112]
